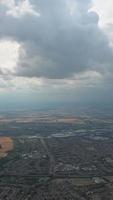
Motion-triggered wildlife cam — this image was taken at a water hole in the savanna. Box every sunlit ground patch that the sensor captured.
[0,137,13,158]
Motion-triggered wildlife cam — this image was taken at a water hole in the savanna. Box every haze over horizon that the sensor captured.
[0,0,113,109]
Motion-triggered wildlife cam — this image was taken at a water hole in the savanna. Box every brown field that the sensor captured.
[0,137,13,158]
[57,118,84,123]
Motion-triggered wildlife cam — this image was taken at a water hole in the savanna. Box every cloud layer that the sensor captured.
[0,0,113,103]
[0,0,113,79]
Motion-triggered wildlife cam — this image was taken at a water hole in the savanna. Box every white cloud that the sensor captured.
[1,0,40,18]
[92,0,113,27]
[92,0,113,50]
[0,40,20,74]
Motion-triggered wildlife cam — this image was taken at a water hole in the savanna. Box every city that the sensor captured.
[0,107,113,199]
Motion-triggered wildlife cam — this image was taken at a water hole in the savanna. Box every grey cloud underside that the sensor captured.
[0,0,113,79]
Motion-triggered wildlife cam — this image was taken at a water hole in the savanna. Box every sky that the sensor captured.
[0,0,113,108]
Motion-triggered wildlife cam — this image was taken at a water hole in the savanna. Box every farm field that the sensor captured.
[0,137,13,158]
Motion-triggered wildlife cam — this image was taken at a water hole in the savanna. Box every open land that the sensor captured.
[0,137,13,158]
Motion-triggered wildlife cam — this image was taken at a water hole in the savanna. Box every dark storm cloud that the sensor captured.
[0,0,113,79]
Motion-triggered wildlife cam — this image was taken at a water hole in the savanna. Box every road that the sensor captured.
[40,138,55,175]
